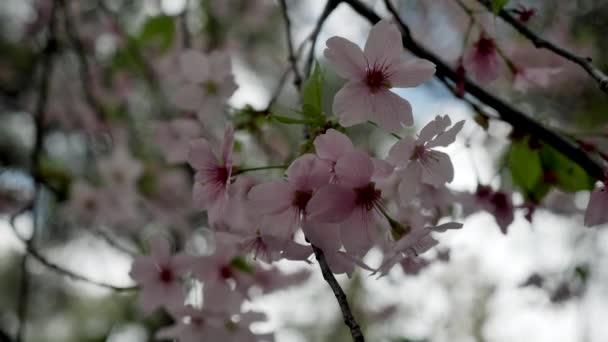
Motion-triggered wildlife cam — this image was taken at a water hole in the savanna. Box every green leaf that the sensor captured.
[271,114,319,125]
[539,145,594,192]
[507,137,543,192]
[230,256,254,274]
[492,0,509,14]
[302,62,323,116]
[138,15,176,52]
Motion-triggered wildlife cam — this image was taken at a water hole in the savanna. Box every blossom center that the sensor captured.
[158,267,174,283]
[475,37,496,56]
[410,145,427,161]
[365,62,391,93]
[219,265,232,279]
[215,166,229,185]
[354,182,382,211]
[203,81,219,95]
[292,190,313,212]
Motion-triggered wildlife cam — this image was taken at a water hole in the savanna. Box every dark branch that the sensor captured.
[9,218,136,292]
[476,0,608,94]
[311,244,365,342]
[278,0,303,92]
[304,0,340,77]
[345,0,605,180]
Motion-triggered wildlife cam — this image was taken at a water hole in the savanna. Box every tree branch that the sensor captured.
[311,244,365,342]
[278,0,303,92]
[344,0,604,181]
[9,217,136,292]
[304,0,340,77]
[477,0,608,94]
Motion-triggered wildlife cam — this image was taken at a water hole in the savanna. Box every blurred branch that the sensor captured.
[278,0,303,92]
[311,244,365,342]
[92,228,138,256]
[304,0,340,77]
[56,0,107,123]
[9,216,137,292]
[342,0,605,181]
[180,0,191,49]
[15,3,59,340]
[476,0,608,94]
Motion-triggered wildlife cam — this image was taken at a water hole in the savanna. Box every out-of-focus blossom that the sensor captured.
[584,182,608,227]
[459,185,515,234]
[173,50,237,124]
[154,118,202,164]
[513,67,561,92]
[388,115,464,204]
[463,33,501,84]
[188,126,234,218]
[324,20,435,132]
[129,236,194,314]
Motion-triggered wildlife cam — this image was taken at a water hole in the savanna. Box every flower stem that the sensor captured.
[233,165,288,175]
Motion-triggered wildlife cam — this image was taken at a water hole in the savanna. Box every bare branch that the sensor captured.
[278,0,303,92]
[346,0,605,181]
[304,0,340,77]
[9,218,137,292]
[477,0,608,94]
[311,244,365,342]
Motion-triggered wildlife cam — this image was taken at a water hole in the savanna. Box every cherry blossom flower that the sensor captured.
[188,125,234,217]
[387,115,464,204]
[463,33,501,84]
[584,182,608,227]
[307,151,384,257]
[459,185,514,234]
[173,49,237,123]
[98,144,144,190]
[154,118,202,164]
[129,236,194,314]
[247,154,331,239]
[156,306,231,342]
[513,67,561,92]
[324,20,436,132]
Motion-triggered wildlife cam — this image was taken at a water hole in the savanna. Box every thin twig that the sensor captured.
[15,4,58,340]
[57,0,106,122]
[9,218,136,292]
[477,0,608,93]
[311,244,365,342]
[278,0,303,92]
[92,228,138,256]
[347,0,605,181]
[180,0,191,49]
[304,0,340,77]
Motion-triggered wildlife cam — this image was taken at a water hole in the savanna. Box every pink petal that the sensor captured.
[173,83,203,111]
[188,138,218,170]
[364,19,403,67]
[418,115,451,145]
[426,120,465,148]
[149,236,172,264]
[129,257,158,283]
[302,221,341,251]
[372,158,394,179]
[387,136,416,166]
[248,181,293,215]
[307,184,356,223]
[324,37,366,80]
[334,150,374,187]
[221,125,234,165]
[397,164,422,204]
[333,82,373,127]
[313,129,355,163]
[584,186,608,227]
[420,150,454,186]
[193,178,224,209]
[388,59,436,88]
[339,211,377,257]
[286,154,331,190]
[179,49,210,83]
[370,89,413,132]
[464,49,501,84]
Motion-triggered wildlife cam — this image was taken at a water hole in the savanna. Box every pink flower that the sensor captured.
[188,126,234,216]
[584,183,608,227]
[247,154,331,239]
[324,20,436,132]
[154,118,202,164]
[459,185,514,234]
[129,236,194,315]
[173,49,238,123]
[307,151,385,257]
[463,33,501,84]
[513,67,561,92]
[388,115,464,204]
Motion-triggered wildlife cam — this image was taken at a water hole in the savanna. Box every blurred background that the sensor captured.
[0,0,607,341]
